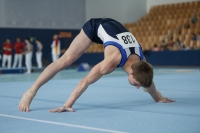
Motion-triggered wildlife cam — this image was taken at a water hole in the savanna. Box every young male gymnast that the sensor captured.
[19,18,175,112]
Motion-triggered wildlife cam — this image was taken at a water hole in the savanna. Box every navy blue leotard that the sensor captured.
[82,18,144,67]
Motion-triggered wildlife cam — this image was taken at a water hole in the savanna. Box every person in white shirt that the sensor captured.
[51,34,60,62]
[23,38,33,74]
[35,38,43,68]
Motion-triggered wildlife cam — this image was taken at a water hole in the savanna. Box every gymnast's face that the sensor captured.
[128,71,141,89]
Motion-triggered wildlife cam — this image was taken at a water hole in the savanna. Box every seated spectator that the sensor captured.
[174,39,184,50]
[191,16,197,24]
[182,45,190,51]
[162,44,169,51]
[152,44,160,52]
[191,33,197,41]
[168,39,174,50]
[161,40,167,47]
[159,40,169,51]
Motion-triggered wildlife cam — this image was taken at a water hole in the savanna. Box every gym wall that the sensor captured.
[85,0,146,23]
[0,0,86,29]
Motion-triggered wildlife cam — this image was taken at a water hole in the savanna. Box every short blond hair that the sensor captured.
[131,61,153,88]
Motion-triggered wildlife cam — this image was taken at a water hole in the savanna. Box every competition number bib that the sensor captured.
[116,32,139,49]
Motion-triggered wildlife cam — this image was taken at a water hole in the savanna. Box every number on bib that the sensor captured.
[116,32,139,49]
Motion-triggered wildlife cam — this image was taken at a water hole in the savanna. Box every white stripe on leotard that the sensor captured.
[97,24,130,58]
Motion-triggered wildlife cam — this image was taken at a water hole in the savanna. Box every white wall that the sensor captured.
[126,0,146,23]
[1,0,147,28]
[0,0,5,26]
[147,0,200,12]
[0,0,86,29]
[86,0,146,23]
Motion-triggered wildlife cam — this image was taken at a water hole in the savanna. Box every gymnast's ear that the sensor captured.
[130,71,134,75]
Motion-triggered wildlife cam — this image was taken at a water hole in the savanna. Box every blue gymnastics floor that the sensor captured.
[0,68,200,133]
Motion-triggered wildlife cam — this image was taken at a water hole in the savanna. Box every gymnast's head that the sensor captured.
[128,61,153,89]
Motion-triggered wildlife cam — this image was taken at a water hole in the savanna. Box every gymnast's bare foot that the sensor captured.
[19,90,36,112]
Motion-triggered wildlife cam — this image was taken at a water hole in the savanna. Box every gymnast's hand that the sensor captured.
[158,97,176,103]
[49,106,75,113]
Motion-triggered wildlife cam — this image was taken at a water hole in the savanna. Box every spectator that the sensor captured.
[160,40,169,51]
[161,44,169,51]
[174,39,184,50]
[191,33,197,41]
[152,44,160,51]
[182,45,190,51]
[51,34,60,62]
[23,38,33,74]
[2,39,12,68]
[168,39,174,50]
[12,38,25,68]
[35,38,43,68]
[191,16,197,24]
[161,40,167,47]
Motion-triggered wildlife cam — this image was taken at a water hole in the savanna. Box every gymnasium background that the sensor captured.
[0,0,199,67]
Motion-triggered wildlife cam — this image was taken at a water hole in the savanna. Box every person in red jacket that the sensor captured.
[2,39,12,68]
[12,38,25,68]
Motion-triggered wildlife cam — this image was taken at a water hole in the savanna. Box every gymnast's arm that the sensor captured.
[142,57,175,103]
[49,60,116,112]
[143,81,175,103]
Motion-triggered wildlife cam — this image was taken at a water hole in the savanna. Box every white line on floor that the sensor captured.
[0,114,128,133]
